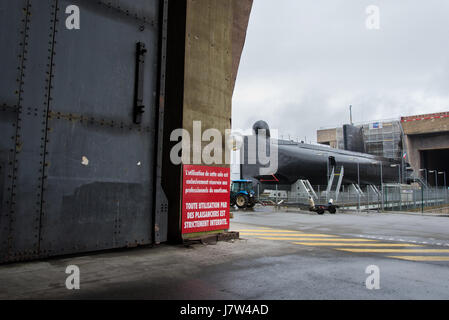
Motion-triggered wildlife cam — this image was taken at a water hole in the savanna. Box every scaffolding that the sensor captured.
[360,120,404,161]
[323,119,405,161]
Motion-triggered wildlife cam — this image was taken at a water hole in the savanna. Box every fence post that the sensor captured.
[381,184,384,211]
[257,183,260,200]
[367,186,370,211]
[421,184,424,214]
[377,185,380,212]
[275,184,278,211]
[357,186,360,212]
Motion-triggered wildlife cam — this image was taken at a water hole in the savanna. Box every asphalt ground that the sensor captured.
[1,208,449,299]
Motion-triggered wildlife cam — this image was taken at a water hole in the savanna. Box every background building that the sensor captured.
[317,111,449,186]
[402,112,449,186]
[316,127,344,149]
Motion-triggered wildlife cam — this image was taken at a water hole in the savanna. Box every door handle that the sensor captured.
[134,42,147,124]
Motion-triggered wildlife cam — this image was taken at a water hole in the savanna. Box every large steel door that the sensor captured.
[0,0,29,261]
[0,0,53,262]
[0,0,162,262]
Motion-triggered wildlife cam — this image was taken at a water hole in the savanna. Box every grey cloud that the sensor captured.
[232,0,449,142]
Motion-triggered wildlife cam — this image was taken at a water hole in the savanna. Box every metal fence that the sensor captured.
[257,183,449,213]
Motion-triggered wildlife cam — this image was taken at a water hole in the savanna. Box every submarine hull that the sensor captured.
[240,137,405,187]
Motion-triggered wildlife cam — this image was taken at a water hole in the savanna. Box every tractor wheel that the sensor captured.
[236,194,249,209]
[317,208,325,215]
[328,206,337,214]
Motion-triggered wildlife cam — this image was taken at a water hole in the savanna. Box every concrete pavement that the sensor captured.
[1,209,449,299]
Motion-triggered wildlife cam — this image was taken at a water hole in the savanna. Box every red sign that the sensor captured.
[182,165,230,234]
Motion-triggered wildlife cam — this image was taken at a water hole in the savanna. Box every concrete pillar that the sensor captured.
[162,0,252,242]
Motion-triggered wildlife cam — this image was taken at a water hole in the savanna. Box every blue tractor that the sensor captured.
[230,180,257,209]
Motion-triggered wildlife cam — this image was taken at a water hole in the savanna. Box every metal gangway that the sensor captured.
[349,183,364,195]
[291,179,318,200]
[326,166,344,202]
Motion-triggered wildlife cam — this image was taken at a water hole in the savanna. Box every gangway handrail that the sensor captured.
[335,166,344,202]
[326,167,335,196]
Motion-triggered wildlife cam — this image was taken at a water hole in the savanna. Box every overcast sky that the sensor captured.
[232,0,449,143]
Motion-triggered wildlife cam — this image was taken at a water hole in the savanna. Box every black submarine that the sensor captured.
[240,121,412,187]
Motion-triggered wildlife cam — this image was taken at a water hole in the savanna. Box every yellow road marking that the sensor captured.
[241,233,339,237]
[338,249,449,253]
[236,227,273,230]
[258,237,376,241]
[237,229,299,233]
[388,256,449,262]
[293,242,423,247]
